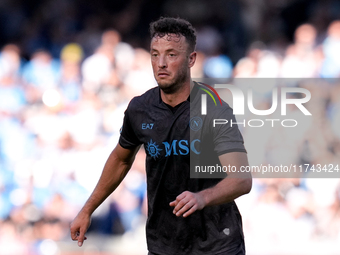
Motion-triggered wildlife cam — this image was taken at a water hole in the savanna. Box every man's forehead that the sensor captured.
[151,33,187,47]
[153,33,183,42]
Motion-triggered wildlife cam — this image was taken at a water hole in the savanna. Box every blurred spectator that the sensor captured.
[81,45,114,93]
[0,219,28,255]
[22,49,60,89]
[123,47,157,99]
[233,57,257,78]
[320,20,340,78]
[58,43,83,105]
[102,29,121,49]
[0,44,22,82]
[204,55,233,78]
[256,51,281,78]
[0,44,26,114]
[281,24,319,78]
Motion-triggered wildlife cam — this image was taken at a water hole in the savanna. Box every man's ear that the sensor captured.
[188,51,197,68]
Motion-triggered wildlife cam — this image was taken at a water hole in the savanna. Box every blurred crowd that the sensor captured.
[1,0,340,254]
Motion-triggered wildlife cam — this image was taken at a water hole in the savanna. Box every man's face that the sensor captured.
[150,34,195,94]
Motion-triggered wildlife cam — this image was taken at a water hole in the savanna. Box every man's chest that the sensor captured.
[134,107,191,160]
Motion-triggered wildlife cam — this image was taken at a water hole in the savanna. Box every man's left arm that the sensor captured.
[170,152,252,217]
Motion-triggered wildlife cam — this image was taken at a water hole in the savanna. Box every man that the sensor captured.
[70,17,252,255]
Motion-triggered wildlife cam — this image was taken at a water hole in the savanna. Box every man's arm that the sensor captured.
[170,152,252,217]
[70,143,140,247]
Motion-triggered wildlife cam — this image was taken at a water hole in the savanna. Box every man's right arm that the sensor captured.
[70,143,140,247]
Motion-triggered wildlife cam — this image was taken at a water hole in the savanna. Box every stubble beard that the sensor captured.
[157,67,188,95]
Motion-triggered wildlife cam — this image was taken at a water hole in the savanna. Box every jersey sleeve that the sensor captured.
[212,106,247,156]
[119,100,142,149]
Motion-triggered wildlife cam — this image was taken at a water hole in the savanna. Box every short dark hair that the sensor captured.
[149,17,197,53]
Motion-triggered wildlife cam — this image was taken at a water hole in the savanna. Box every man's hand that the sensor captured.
[170,153,251,218]
[170,191,206,217]
[70,211,91,247]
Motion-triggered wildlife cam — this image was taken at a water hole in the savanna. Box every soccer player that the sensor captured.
[70,17,252,255]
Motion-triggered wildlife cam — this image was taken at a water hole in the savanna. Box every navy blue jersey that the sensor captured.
[119,82,247,255]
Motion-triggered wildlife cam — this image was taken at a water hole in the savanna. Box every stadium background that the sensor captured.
[0,0,340,254]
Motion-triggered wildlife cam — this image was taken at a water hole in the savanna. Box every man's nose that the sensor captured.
[158,55,167,68]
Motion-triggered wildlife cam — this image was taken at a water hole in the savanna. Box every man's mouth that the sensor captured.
[158,72,170,78]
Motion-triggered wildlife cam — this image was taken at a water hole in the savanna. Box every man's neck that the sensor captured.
[160,80,194,107]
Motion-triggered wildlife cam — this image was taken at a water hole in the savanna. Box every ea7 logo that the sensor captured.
[142,123,154,129]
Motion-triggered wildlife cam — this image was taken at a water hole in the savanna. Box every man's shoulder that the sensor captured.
[128,86,159,109]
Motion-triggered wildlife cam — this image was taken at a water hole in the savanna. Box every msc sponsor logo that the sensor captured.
[145,139,201,159]
[146,139,162,159]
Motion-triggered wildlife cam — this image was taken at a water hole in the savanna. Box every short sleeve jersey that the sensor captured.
[119,82,247,255]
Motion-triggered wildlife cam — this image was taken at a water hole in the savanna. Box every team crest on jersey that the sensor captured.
[190,117,203,131]
[146,139,162,159]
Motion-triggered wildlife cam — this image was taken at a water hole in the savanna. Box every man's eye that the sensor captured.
[152,53,158,57]
[169,54,176,57]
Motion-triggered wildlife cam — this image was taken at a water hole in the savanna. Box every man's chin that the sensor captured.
[157,80,172,89]
[157,81,179,94]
